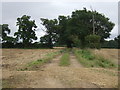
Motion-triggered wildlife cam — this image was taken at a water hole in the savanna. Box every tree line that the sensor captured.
[0,8,119,49]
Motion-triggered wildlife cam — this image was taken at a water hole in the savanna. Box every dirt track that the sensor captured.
[70,53,83,67]
[2,49,118,88]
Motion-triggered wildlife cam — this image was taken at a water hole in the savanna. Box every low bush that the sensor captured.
[85,34,101,49]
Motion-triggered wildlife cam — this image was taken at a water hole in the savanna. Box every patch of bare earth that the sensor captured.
[70,53,83,68]
[2,49,118,88]
[2,55,66,88]
[2,67,118,88]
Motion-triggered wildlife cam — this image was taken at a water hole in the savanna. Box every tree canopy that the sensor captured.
[40,18,59,48]
[0,24,16,43]
[1,8,116,49]
[56,8,115,48]
[1,24,11,42]
[14,15,37,47]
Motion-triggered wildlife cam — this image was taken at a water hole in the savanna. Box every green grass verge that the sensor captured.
[74,49,116,68]
[59,53,70,66]
[17,50,63,71]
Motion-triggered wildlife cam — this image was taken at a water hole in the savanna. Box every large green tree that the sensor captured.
[40,18,59,48]
[14,15,37,47]
[57,8,115,48]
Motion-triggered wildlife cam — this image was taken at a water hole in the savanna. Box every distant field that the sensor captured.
[1,48,118,88]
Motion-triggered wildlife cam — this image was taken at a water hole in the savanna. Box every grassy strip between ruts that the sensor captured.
[17,50,63,71]
[74,49,117,68]
[59,53,70,66]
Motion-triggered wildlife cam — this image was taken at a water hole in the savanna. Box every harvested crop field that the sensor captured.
[1,48,119,88]
[91,49,119,65]
[2,49,59,70]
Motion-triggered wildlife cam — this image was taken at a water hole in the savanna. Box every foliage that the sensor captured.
[57,8,114,48]
[40,18,59,48]
[57,16,74,48]
[85,34,101,49]
[74,49,116,68]
[1,8,115,49]
[0,24,10,38]
[101,40,118,48]
[1,24,11,42]
[14,15,37,47]
[0,24,16,48]
[114,35,120,48]
[101,35,120,49]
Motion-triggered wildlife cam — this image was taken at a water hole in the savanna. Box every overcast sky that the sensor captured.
[1,0,119,42]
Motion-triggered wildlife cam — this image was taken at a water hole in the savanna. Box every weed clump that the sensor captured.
[74,49,116,68]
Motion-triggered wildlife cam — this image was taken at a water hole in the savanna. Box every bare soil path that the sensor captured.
[44,55,62,68]
[69,53,83,68]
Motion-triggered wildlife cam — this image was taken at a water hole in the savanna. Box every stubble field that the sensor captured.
[1,48,119,88]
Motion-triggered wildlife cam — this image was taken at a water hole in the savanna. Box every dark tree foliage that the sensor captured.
[1,24,11,42]
[67,8,115,48]
[114,35,120,48]
[85,34,101,49]
[40,18,59,48]
[1,8,115,49]
[57,16,75,48]
[93,11,115,42]
[68,9,92,48]
[0,24,16,48]
[101,35,120,49]
[101,40,118,48]
[56,8,114,48]
[14,15,37,47]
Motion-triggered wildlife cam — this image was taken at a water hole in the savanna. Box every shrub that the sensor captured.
[85,34,101,49]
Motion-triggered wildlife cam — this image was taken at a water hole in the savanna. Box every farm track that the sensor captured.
[44,54,62,68]
[69,53,83,68]
[2,49,118,88]
[40,53,99,88]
